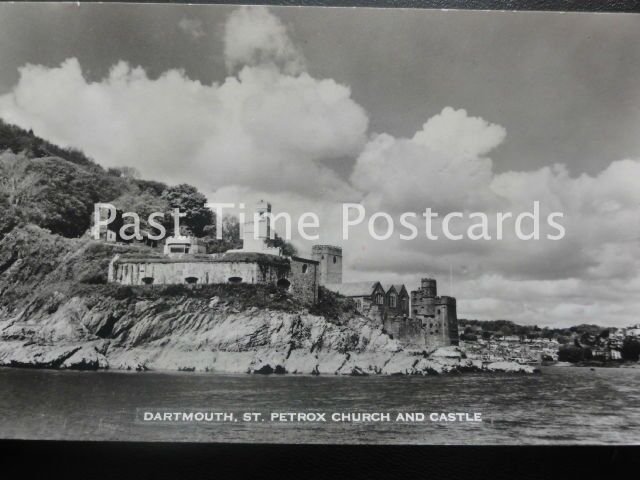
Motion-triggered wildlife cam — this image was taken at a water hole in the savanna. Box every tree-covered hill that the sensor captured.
[0,119,243,252]
[0,118,299,257]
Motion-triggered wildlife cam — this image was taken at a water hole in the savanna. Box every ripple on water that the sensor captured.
[0,366,638,444]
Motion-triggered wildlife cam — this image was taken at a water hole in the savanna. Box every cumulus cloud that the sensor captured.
[0,7,368,199]
[351,107,504,212]
[346,103,640,326]
[413,106,506,158]
[223,6,306,75]
[178,17,206,39]
[0,6,638,327]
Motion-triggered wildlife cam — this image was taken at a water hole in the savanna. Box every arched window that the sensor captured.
[333,256,337,264]
[376,293,384,305]
[389,294,397,308]
[302,264,308,274]
[277,278,291,290]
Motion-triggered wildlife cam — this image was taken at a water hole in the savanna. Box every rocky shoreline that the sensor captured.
[0,304,536,376]
[0,337,538,376]
[0,342,538,375]
[0,226,537,376]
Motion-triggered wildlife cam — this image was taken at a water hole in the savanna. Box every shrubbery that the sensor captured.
[558,345,593,363]
[622,338,640,361]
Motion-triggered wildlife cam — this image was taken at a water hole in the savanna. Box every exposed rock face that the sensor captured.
[0,226,536,375]
[0,293,536,374]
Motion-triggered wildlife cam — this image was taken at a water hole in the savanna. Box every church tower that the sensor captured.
[312,245,343,285]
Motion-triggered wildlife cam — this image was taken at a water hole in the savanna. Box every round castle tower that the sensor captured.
[420,278,437,298]
[410,277,459,348]
[312,245,342,285]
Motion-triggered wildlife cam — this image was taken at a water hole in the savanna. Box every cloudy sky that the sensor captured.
[0,4,639,327]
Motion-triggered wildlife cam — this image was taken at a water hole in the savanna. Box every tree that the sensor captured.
[621,338,640,361]
[160,184,214,237]
[0,152,43,207]
[112,189,170,234]
[265,233,297,256]
[202,215,243,253]
[558,345,591,363]
[135,179,168,196]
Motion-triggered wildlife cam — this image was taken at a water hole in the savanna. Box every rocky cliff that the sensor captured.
[0,226,536,375]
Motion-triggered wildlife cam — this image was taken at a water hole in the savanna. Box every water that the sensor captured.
[0,366,639,444]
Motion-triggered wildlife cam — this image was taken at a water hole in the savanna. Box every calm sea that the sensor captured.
[0,366,638,444]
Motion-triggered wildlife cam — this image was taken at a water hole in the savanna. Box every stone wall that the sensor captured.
[109,253,320,305]
[382,316,426,349]
[289,257,319,304]
[111,259,284,286]
[356,297,383,324]
[438,296,459,346]
[312,245,343,285]
[410,278,459,350]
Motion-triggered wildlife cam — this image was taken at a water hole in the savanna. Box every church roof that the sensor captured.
[381,283,408,296]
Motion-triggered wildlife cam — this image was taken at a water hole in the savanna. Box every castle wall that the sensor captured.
[423,314,446,350]
[113,261,275,286]
[382,316,426,349]
[438,296,459,346]
[410,278,459,350]
[111,255,320,305]
[354,297,383,324]
[289,257,319,304]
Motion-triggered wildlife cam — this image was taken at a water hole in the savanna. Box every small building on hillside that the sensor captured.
[164,236,207,256]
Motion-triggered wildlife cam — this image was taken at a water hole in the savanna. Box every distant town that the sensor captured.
[458,320,640,365]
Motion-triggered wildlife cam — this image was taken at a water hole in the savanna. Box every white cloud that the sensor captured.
[0,7,368,200]
[346,102,640,326]
[0,6,638,328]
[223,6,306,75]
[178,17,205,39]
[351,107,503,212]
[413,106,506,158]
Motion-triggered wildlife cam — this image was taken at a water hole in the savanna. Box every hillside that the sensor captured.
[0,119,535,374]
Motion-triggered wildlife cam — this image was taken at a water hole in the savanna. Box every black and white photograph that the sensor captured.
[0,2,639,445]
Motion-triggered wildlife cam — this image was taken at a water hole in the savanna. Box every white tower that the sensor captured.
[241,200,279,254]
